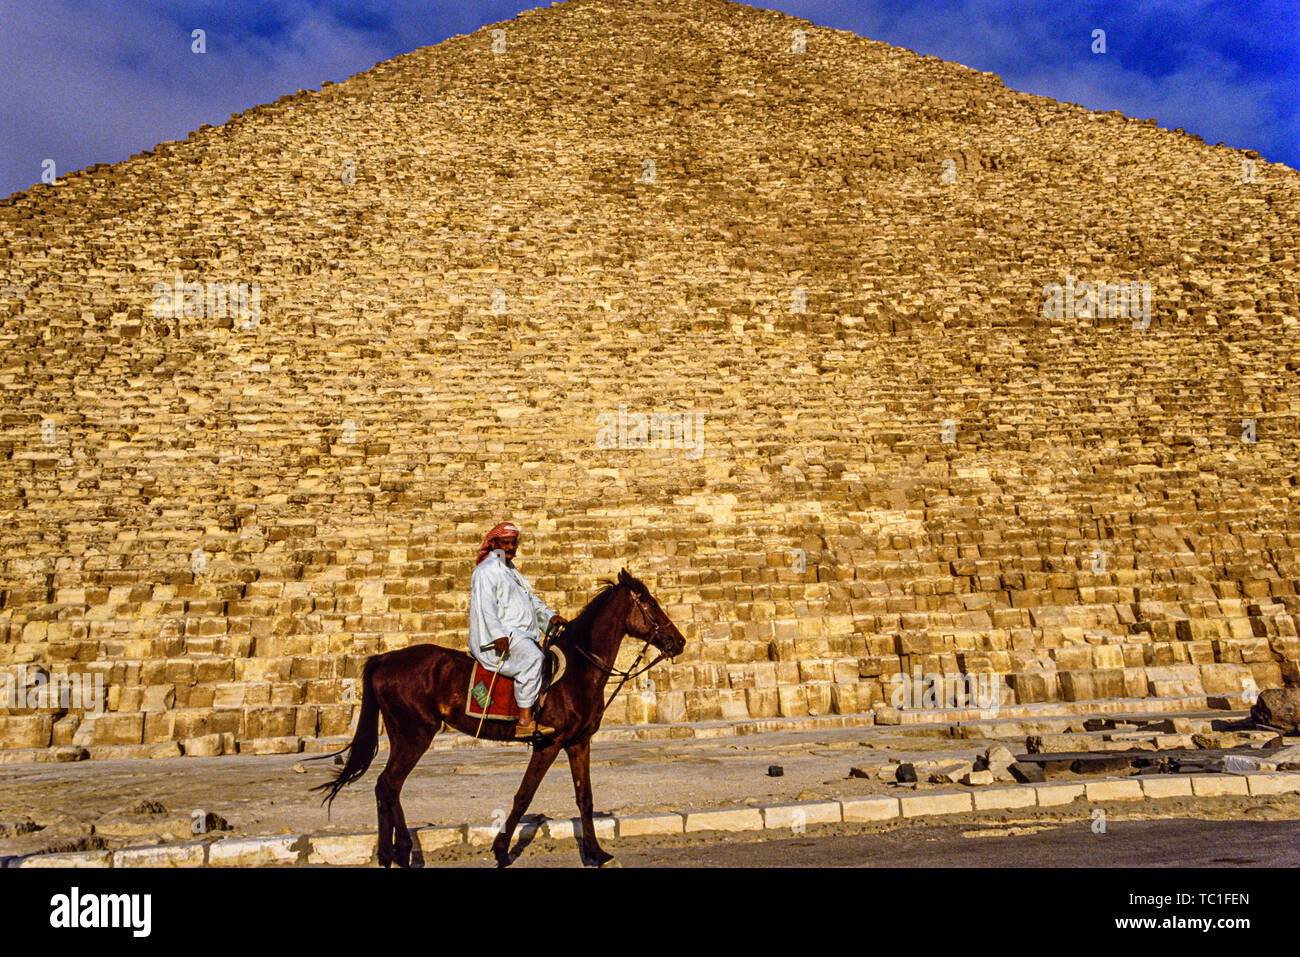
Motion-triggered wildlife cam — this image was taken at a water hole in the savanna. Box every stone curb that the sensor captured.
[8,771,1299,868]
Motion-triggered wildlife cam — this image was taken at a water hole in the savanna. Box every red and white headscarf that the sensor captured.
[475,522,520,566]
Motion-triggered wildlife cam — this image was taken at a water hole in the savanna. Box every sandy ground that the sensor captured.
[2,723,1296,862]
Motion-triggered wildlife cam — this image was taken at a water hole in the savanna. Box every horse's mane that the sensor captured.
[560,575,645,649]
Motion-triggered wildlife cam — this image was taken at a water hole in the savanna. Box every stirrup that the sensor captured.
[514,721,555,739]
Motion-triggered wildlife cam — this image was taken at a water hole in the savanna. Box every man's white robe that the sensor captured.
[468,549,556,707]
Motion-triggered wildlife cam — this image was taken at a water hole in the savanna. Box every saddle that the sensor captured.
[465,645,567,723]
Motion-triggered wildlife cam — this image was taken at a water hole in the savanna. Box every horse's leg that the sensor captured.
[565,737,613,867]
[376,720,435,868]
[492,740,562,868]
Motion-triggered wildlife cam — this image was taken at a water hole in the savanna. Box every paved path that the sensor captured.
[448,817,1300,868]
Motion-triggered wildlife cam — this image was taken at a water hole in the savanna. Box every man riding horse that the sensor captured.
[469,521,566,738]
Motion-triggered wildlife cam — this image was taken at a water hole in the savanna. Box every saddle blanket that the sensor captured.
[464,647,566,723]
[465,661,521,722]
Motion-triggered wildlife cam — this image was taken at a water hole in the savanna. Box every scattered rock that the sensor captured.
[38,835,107,855]
[94,810,191,839]
[151,742,183,759]
[191,811,232,835]
[767,765,783,777]
[27,815,98,854]
[52,746,89,763]
[895,763,918,783]
[985,744,1016,766]
[961,770,994,786]
[182,734,225,757]
[1252,688,1300,733]
[977,744,1018,780]
[1009,762,1046,784]
[929,761,973,785]
[1267,744,1300,765]
[1222,755,1273,773]
[872,707,902,726]
[125,800,167,815]
[0,816,41,837]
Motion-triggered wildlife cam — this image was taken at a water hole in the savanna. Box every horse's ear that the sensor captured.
[618,568,630,584]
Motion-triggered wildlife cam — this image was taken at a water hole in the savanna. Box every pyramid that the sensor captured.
[1,0,1298,758]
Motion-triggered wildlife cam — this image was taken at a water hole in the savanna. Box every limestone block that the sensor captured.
[308,833,376,866]
[182,733,226,757]
[841,797,901,822]
[972,787,1037,811]
[1092,646,1125,669]
[1244,773,1300,797]
[683,807,764,832]
[1198,664,1244,695]
[776,685,808,718]
[804,684,832,717]
[745,688,778,718]
[414,826,465,853]
[684,690,722,721]
[830,683,857,714]
[465,824,501,846]
[112,843,208,868]
[0,715,53,749]
[1084,779,1144,802]
[1140,776,1193,799]
[17,851,113,868]
[245,706,297,739]
[899,792,973,818]
[544,816,615,841]
[656,692,687,724]
[717,689,749,720]
[1034,783,1085,806]
[238,736,302,755]
[91,714,143,746]
[617,813,684,837]
[1189,775,1249,797]
[209,836,302,866]
[625,693,658,725]
[760,801,842,830]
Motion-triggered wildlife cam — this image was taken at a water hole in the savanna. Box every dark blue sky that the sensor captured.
[1,0,1296,199]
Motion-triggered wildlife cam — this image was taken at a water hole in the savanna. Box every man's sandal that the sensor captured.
[514,722,556,739]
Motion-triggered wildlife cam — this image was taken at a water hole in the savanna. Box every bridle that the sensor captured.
[570,586,678,711]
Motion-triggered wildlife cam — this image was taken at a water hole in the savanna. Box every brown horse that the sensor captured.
[313,569,686,867]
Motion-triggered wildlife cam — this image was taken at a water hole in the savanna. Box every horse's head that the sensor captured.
[617,569,686,658]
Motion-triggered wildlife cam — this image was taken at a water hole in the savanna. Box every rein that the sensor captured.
[569,589,672,711]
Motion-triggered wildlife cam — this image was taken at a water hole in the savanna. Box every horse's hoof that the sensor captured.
[598,857,621,868]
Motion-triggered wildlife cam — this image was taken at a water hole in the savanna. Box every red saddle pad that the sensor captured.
[466,661,520,722]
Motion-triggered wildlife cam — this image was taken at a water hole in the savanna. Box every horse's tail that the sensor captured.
[312,655,383,809]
